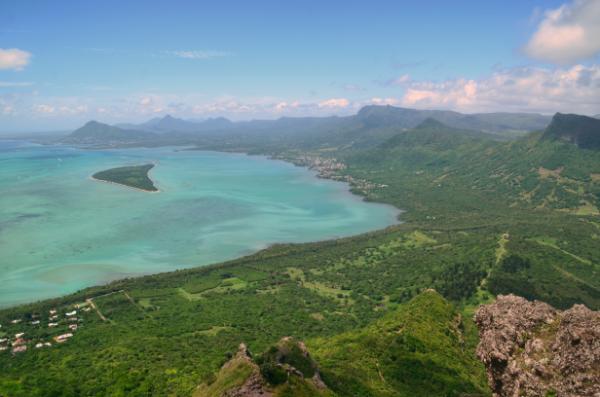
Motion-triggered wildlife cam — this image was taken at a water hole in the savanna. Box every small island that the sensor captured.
[92,164,158,192]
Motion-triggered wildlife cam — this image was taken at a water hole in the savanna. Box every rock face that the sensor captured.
[223,343,273,397]
[475,294,600,397]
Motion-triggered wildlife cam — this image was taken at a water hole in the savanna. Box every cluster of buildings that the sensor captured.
[286,155,347,178]
[0,306,85,355]
[282,154,388,195]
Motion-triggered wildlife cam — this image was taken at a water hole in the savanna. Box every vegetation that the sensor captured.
[311,291,489,397]
[92,164,158,192]
[1,109,599,395]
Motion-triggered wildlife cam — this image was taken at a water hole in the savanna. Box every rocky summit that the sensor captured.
[475,294,599,397]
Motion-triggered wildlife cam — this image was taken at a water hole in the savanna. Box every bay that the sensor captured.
[0,141,400,307]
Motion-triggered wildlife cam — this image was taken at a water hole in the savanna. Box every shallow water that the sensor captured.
[0,141,400,307]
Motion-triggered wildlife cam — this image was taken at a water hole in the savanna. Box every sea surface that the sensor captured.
[0,141,400,307]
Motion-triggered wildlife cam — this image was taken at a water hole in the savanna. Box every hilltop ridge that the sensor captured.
[542,113,600,149]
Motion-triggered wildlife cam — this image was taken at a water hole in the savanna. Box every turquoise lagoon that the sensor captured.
[0,141,400,307]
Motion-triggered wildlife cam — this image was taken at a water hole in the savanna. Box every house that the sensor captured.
[15,332,25,338]
[0,338,7,343]
[44,342,52,347]
[48,322,58,327]
[0,346,7,351]
[10,319,22,324]
[35,343,44,348]
[69,324,78,331]
[31,320,40,325]
[49,309,57,315]
[67,316,78,322]
[54,333,73,343]
[65,310,77,316]
[12,345,27,353]
[49,315,58,320]
[12,338,26,346]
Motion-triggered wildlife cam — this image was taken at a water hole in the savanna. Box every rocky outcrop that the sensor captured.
[475,294,599,397]
[195,343,272,397]
[223,344,273,397]
[196,339,332,397]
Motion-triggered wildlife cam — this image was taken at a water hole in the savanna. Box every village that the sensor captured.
[280,153,389,195]
[0,303,91,355]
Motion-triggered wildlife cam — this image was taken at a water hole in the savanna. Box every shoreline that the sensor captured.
[1,145,403,310]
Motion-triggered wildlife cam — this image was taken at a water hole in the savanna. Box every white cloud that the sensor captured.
[397,64,600,114]
[0,48,32,71]
[318,98,350,108]
[525,0,600,64]
[273,101,301,112]
[370,97,401,106]
[32,102,89,117]
[34,104,55,114]
[168,50,232,60]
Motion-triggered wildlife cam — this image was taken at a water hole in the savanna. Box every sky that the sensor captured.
[0,0,599,131]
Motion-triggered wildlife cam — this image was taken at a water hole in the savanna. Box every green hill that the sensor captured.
[310,290,489,397]
[194,291,488,397]
[63,121,156,144]
[195,338,335,397]
[542,113,600,149]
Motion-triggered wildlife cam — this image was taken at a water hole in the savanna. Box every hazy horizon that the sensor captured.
[1,0,599,132]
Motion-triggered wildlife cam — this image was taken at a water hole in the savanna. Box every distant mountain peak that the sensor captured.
[414,117,450,130]
[542,113,600,149]
[63,120,155,144]
[83,120,104,127]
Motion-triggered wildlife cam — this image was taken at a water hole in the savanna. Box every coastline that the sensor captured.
[182,147,402,220]
[1,145,402,309]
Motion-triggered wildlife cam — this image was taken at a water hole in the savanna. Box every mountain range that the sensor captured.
[62,105,556,149]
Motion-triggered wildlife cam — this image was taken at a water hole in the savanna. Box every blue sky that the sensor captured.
[1,0,599,131]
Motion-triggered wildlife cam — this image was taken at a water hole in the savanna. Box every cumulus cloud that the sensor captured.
[0,48,32,70]
[525,0,600,64]
[318,98,350,108]
[168,50,232,60]
[398,64,600,114]
[370,97,401,106]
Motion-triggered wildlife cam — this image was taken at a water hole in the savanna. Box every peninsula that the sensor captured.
[92,164,158,192]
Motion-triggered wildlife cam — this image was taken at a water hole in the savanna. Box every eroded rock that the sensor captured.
[475,294,599,397]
